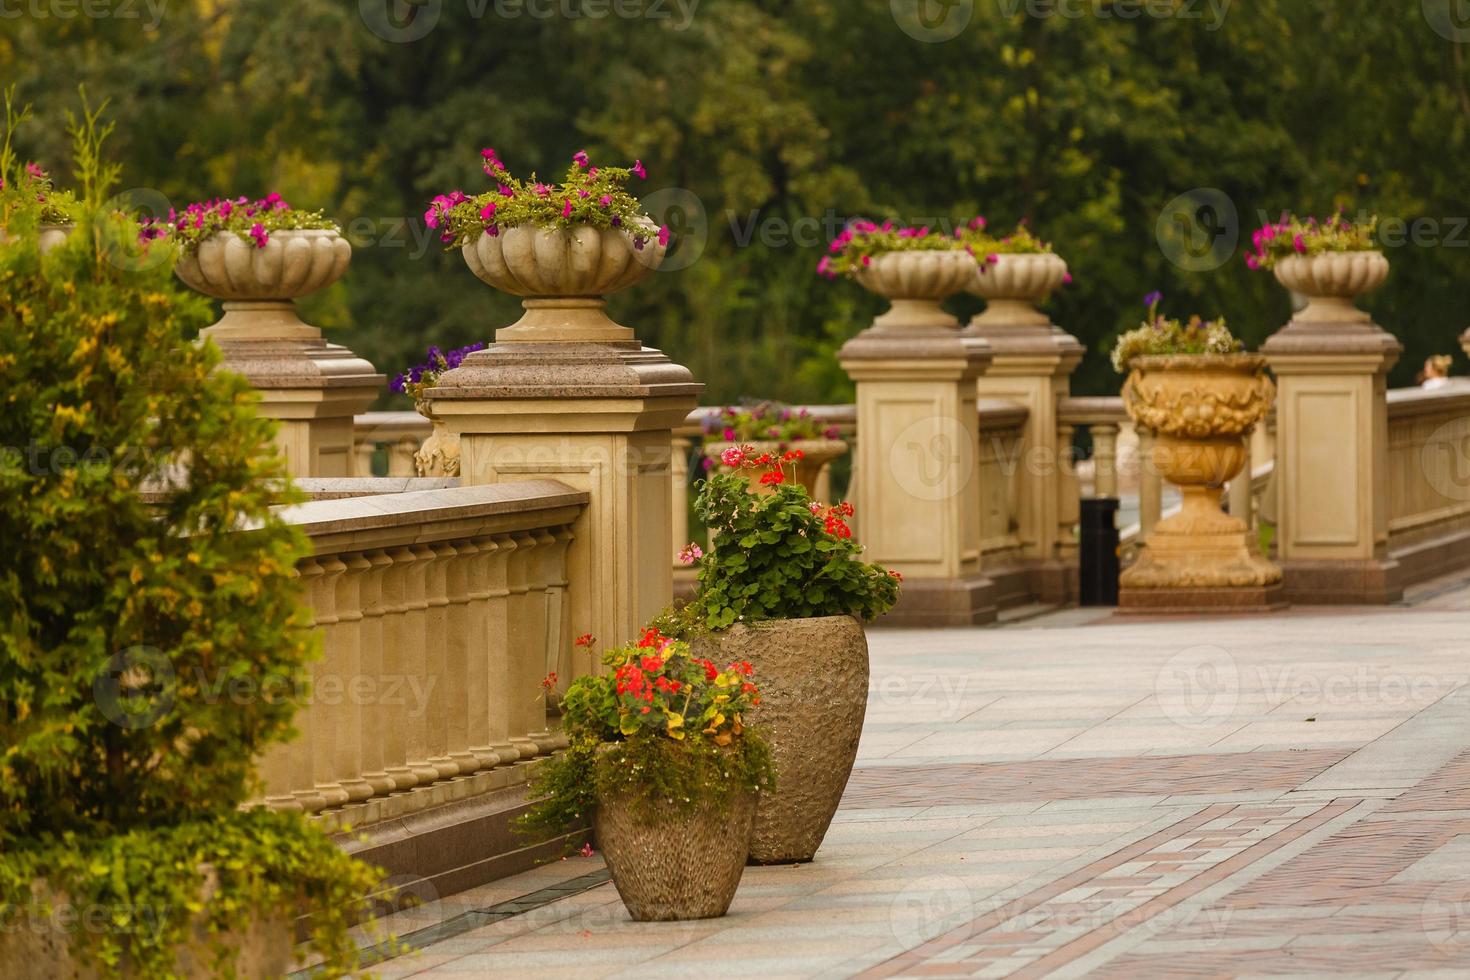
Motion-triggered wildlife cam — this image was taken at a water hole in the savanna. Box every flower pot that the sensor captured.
[1272,250,1388,324]
[965,252,1068,328]
[0,874,293,979]
[694,615,868,863]
[1120,354,1281,598]
[852,250,975,332]
[174,229,351,339]
[412,400,461,477]
[39,223,73,256]
[702,439,847,498]
[594,782,756,921]
[461,222,666,343]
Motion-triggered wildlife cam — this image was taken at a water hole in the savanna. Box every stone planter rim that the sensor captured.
[461,220,664,298]
[702,438,849,454]
[1125,352,1269,373]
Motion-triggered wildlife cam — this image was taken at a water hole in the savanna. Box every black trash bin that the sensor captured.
[1079,497,1120,606]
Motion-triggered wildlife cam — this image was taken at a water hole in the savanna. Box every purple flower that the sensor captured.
[1143,290,1163,308]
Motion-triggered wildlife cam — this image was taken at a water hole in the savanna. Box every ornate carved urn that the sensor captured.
[1120,354,1281,607]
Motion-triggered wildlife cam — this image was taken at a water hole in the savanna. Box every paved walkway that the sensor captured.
[373,588,1470,978]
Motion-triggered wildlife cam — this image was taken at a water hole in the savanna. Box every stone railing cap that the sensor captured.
[270,480,587,537]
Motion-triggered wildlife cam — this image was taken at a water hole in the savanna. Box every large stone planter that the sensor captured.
[852,249,975,332]
[1272,250,1388,324]
[1120,354,1282,610]
[694,615,868,863]
[0,875,293,979]
[412,399,460,477]
[966,252,1069,328]
[461,222,666,343]
[702,438,847,498]
[175,228,352,334]
[594,781,756,921]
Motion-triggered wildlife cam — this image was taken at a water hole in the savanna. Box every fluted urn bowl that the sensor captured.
[852,249,975,331]
[1120,353,1281,594]
[174,228,350,301]
[1272,250,1388,323]
[461,222,666,342]
[966,251,1069,328]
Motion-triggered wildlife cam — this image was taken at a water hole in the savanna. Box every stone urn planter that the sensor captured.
[412,400,460,477]
[0,874,293,979]
[694,615,868,863]
[174,228,352,336]
[966,252,1069,328]
[1272,250,1388,324]
[852,250,975,332]
[1120,354,1282,609]
[594,779,757,921]
[39,222,73,255]
[461,221,666,343]
[703,439,847,497]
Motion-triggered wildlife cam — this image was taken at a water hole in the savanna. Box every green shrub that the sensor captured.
[0,106,379,978]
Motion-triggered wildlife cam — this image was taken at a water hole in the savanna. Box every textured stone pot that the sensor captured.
[174,228,351,338]
[39,223,74,255]
[412,399,460,477]
[461,222,666,343]
[966,252,1068,328]
[694,615,868,863]
[0,874,293,979]
[1121,354,1281,599]
[594,782,756,921]
[702,439,847,498]
[852,249,974,332]
[1272,250,1388,324]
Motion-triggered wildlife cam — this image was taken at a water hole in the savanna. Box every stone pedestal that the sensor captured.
[1262,320,1403,604]
[201,303,382,478]
[963,311,1083,603]
[839,321,996,627]
[428,341,700,650]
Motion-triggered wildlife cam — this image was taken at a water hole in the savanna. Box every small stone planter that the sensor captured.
[1120,354,1281,609]
[966,252,1068,328]
[703,438,847,498]
[1272,250,1388,324]
[852,250,975,332]
[694,615,868,863]
[39,223,73,255]
[594,782,756,921]
[461,222,666,343]
[412,399,460,477]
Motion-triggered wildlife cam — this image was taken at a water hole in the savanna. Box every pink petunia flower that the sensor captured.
[658,225,671,247]
[248,222,269,248]
[480,202,497,221]
[632,159,647,180]
[573,150,590,168]
[562,199,573,218]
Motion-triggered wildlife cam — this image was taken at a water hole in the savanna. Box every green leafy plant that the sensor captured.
[817,219,965,279]
[703,403,841,445]
[0,86,76,227]
[517,630,775,837]
[1246,212,1378,271]
[428,147,667,250]
[1111,292,1243,372]
[957,217,1055,258]
[0,109,379,978]
[684,447,901,630]
[139,193,338,254]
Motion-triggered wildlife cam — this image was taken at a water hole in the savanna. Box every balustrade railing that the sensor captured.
[352,411,432,477]
[1384,385,1470,580]
[976,400,1029,562]
[255,480,587,830]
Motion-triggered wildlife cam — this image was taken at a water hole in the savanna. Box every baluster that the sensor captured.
[526,529,559,755]
[1229,437,1254,528]
[402,544,441,787]
[336,553,374,804]
[311,556,351,809]
[1093,423,1120,499]
[290,558,328,813]
[424,542,460,781]
[353,439,376,478]
[380,547,418,792]
[476,534,518,767]
[505,531,541,760]
[1055,423,1080,555]
[388,436,418,477]
[671,435,692,568]
[357,551,396,797]
[444,539,481,777]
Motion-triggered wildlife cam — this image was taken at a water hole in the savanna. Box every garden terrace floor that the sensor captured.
[363,570,1470,978]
